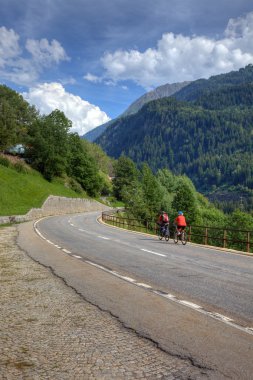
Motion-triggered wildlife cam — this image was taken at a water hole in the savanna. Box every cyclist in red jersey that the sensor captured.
[158,211,169,225]
[157,211,170,236]
[174,211,187,235]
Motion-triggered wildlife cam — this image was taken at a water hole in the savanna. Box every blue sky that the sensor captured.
[1,0,253,135]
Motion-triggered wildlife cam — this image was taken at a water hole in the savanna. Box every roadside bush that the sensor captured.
[68,178,84,194]
[0,155,10,167]
[13,161,29,174]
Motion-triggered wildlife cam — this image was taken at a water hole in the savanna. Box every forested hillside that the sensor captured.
[173,64,253,102]
[96,65,253,211]
[83,81,190,142]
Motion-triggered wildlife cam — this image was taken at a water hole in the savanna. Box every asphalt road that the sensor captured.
[18,212,253,379]
[36,211,253,327]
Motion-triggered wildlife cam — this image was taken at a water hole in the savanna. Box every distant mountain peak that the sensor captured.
[121,81,191,117]
[82,80,190,142]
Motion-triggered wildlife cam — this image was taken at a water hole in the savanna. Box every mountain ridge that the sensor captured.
[83,81,190,142]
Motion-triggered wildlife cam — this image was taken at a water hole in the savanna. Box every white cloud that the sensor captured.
[0,26,21,67]
[0,27,69,86]
[83,72,101,83]
[26,38,70,66]
[22,82,111,136]
[92,12,253,88]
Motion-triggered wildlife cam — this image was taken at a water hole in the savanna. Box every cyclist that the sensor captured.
[174,211,187,235]
[157,211,170,236]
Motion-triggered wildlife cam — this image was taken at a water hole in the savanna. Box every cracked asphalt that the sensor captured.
[0,225,209,379]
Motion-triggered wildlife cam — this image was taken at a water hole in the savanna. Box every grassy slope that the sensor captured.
[0,165,86,216]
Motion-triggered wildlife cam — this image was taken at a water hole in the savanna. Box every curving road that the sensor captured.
[36,211,253,327]
[18,211,253,379]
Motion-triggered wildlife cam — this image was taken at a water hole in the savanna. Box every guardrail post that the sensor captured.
[204,227,208,245]
[246,231,250,253]
[223,230,227,248]
[188,225,191,242]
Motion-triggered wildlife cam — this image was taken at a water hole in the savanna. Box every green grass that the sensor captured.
[105,196,125,208]
[0,164,87,216]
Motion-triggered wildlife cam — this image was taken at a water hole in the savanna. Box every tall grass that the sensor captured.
[0,163,87,216]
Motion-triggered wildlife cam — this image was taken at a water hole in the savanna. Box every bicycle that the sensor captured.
[173,226,187,245]
[157,223,170,241]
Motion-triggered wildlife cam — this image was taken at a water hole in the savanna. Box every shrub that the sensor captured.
[13,161,29,174]
[68,178,84,194]
[0,156,10,167]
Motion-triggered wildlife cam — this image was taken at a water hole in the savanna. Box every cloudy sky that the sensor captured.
[1,0,253,135]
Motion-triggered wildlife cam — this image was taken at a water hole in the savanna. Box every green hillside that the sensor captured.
[97,96,253,186]
[0,160,86,216]
[95,65,253,210]
[0,84,116,210]
[174,64,253,102]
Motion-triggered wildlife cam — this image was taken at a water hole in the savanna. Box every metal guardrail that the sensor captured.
[102,210,253,254]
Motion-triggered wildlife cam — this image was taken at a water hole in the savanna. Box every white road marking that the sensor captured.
[141,248,166,257]
[72,255,82,259]
[179,300,202,309]
[86,261,109,271]
[35,229,45,239]
[62,249,71,254]
[211,312,234,322]
[136,283,152,288]
[98,236,110,240]
[112,272,136,282]
[46,240,54,245]
[164,293,177,300]
[87,262,136,283]
[78,228,90,233]
[118,275,136,282]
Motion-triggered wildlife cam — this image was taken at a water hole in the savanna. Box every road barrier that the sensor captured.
[102,210,253,254]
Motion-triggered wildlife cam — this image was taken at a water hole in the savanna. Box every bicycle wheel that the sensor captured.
[165,226,170,241]
[158,228,163,240]
[181,231,187,245]
[173,231,178,244]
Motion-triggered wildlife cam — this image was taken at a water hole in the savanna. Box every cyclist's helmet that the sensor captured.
[178,211,183,215]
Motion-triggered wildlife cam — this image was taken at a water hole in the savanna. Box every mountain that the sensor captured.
[95,65,253,200]
[83,119,113,142]
[83,81,190,142]
[121,81,191,117]
[173,64,253,102]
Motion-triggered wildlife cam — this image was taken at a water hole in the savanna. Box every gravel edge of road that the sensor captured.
[0,224,207,380]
